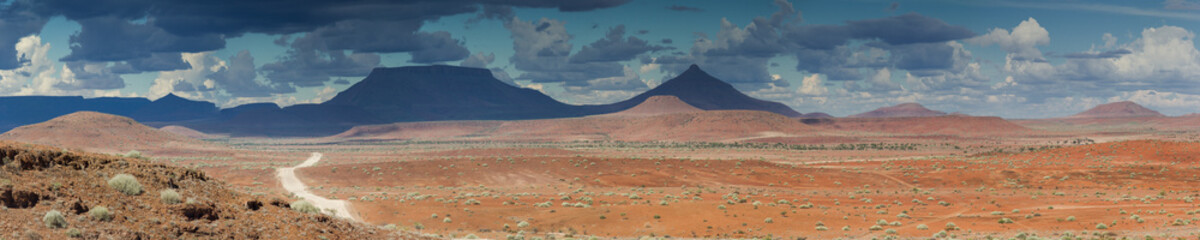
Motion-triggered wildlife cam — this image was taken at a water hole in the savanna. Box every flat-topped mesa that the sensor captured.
[322,65,576,122]
[1068,101,1165,118]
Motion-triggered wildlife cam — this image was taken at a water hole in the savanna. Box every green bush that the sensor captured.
[66,228,82,238]
[122,150,143,159]
[160,189,182,205]
[43,210,67,228]
[108,174,142,196]
[88,206,112,221]
[291,200,320,214]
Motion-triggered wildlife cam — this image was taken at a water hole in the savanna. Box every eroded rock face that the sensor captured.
[246,200,263,211]
[0,187,40,208]
[180,203,220,221]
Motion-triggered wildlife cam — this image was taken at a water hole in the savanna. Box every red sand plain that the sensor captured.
[286,140,1200,239]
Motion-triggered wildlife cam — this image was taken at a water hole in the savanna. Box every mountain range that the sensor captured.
[0,65,809,136]
[0,63,1185,137]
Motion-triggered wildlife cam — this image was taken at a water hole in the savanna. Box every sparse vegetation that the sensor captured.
[88,206,112,222]
[108,174,142,196]
[66,228,83,238]
[160,189,183,204]
[43,210,67,228]
[291,200,321,214]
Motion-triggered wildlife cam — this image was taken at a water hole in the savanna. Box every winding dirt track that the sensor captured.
[277,152,358,220]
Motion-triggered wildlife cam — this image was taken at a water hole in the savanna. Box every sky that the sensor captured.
[1,0,1199,118]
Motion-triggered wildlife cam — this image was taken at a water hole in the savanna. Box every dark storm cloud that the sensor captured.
[260,46,381,89]
[535,22,553,32]
[885,42,957,71]
[506,18,653,90]
[26,0,629,37]
[460,52,495,68]
[782,13,974,50]
[56,62,125,90]
[661,38,673,44]
[110,52,191,74]
[844,13,975,45]
[1059,49,1133,59]
[1164,0,1200,10]
[667,5,704,12]
[293,20,469,63]
[208,50,293,97]
[467,4,516,24]
[648,1,975,91]
[0,1,48,70]
[570,25,669,63]
[783,25,853,50]
[793,47,870,81]
[61,17,225,63]
[1,0,631,92]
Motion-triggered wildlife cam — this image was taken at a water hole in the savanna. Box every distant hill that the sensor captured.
[609,95,703,116]
[812,115,1030,136]
[0,111,217,154]
[595,65,802,117]
[1068,101,1165,118]
[849,103,947,118]
[0,96,150,132]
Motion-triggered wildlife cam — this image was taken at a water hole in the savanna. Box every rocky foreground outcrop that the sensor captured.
[0,141,426,239]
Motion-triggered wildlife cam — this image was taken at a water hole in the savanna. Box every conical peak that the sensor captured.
[680,64,706,76]
[664,64,726,87]
[155,93,187,102]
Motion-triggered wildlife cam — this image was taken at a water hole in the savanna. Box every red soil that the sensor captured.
[290,139,1200,239]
